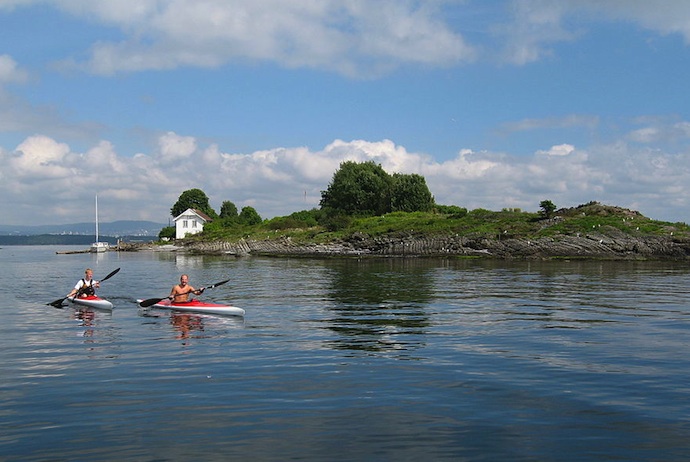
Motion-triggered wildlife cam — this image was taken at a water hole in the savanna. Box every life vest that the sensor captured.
[81,279,95,296]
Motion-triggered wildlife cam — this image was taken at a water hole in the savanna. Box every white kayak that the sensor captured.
[69,295,114,310]
[137,298,245,317]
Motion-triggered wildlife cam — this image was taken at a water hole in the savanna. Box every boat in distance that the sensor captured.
[91,195,109,253]
[137,298,245,317]
[69,295,114,310]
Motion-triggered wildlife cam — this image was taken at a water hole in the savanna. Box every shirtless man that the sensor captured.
[169,274,204,303]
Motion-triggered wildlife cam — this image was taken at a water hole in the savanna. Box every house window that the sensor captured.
[193,220,198,228]
[183,220,188,228]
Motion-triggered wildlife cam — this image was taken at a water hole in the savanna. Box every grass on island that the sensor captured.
[184,202,690,245]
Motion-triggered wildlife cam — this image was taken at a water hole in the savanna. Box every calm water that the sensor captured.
[1,246,689,461]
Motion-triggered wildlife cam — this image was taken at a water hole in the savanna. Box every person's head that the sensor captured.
[179,274,189,286]
[84,268,93,279]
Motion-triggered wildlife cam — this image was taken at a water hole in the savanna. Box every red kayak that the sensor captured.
[137,298,245,317]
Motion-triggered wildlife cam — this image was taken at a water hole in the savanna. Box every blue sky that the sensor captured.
[1,0,690,226]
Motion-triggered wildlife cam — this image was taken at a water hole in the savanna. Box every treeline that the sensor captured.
[163,160,441,239]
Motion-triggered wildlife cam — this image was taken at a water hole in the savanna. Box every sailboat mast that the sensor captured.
[95,195,99,243]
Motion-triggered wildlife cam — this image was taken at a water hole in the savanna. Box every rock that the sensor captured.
[175,233,690,260]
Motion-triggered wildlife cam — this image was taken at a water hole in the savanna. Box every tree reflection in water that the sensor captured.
[324,258,435,356]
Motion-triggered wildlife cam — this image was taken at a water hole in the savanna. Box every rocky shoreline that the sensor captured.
[159,230,690,260]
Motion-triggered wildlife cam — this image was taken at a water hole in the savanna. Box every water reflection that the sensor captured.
[73,308,96,338]
[323,259,435,355]
[174,253,205,270]
[139,307,245,346]
[171,313,207,343]
[63,307,122,360]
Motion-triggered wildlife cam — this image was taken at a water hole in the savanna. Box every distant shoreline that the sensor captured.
[0,235,154,246]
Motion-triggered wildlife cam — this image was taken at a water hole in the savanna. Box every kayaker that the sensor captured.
[169,274,204,303]
[66,268,100,299]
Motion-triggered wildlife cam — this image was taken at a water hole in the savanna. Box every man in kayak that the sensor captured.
[67,268,100,299]
[169,274,204,303]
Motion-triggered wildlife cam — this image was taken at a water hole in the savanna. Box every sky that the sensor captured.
[1,0,690,227]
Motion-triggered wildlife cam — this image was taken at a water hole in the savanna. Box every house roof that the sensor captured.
[173,208,213,223]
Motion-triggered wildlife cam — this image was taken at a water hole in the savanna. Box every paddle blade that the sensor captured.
[48,297,67,307]
[101,267,121,283]
[139,297,166,308]
[206,279,230,289]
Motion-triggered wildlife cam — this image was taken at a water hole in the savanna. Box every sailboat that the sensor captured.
[90,195,109,253]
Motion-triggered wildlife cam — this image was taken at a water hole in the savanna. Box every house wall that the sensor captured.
[175,212,205,239]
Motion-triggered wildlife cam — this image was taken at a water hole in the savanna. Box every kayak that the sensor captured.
[137,298,245,317]
[69,295,114,311]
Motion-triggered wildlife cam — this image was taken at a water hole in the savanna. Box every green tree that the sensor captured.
[219,200,238,219]
[158,226,176,240]
[539,200,557,219]
[320,161,393,216]
[390,173,435,212]
[238,206,262,225]
[171,188,216,218]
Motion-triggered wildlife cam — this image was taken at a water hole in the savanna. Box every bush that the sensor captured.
[436,204,468,218]
[266,209,321,230]
[158,226,175,240]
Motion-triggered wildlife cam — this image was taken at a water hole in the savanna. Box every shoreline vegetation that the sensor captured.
[169,202,690,260]
[145,168,690,260]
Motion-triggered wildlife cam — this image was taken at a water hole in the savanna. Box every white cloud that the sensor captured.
[3,126,689,226]
[575,0,690,44]
[494,0,690,65]
[536,144,575,157]
[156,131,197,162]
[40,0,474,77]
[494,1,579,65]
[9,135,73,178]
[6,0,690,77]
[0,54,28,84]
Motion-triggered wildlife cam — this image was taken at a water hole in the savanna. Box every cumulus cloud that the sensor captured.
[2,126,690,225]
[10,135,73,178]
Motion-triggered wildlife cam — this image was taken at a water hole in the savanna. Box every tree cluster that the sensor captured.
[319,161,435,217]
[162,162,556,240]
[165,188,262,239]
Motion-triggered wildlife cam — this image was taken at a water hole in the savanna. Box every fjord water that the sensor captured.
[1,246,689,461]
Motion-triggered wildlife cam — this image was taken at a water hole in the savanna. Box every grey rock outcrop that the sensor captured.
[179,232,690,260]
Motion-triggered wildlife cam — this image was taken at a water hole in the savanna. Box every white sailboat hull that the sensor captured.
[91,242,108,253]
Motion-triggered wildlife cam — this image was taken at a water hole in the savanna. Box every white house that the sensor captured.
[173,208,213,239]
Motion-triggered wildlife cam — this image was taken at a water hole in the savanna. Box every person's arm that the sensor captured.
[67,280,82,297]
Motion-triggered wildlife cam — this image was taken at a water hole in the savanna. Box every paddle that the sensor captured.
[139,278,230,308]
[48,267,121,308]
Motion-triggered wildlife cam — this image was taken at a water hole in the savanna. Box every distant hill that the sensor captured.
[0,220,167,237]
[0,235,119,245]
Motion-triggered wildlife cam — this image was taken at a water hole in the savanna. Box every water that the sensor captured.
[1,246,689,461]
